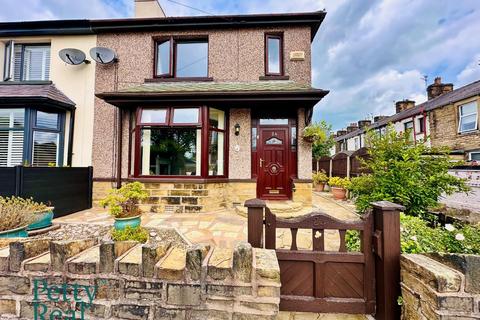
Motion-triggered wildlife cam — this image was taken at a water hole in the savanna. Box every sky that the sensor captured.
[1,0,479,130]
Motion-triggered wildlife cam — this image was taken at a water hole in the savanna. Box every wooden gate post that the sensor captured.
[372,201,405,320]
[244,199,266,248]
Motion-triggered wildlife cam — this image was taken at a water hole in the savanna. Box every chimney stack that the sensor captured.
[374,115,388,123]
[395,100,415,113]
[346,123,358,133]
[135,0,166,18]
[336,130,347,137]
[358,120,372,129]
[427,77,453,100]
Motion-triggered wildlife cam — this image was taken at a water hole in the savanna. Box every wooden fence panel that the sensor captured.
[350,148,371,177]
[331,152,352,178]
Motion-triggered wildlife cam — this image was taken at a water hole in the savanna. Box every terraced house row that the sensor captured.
[333,77,480,163]
[0,0,329,213]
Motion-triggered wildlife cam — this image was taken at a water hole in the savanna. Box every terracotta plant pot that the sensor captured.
[314,183,325,192]
[331,187,347,200]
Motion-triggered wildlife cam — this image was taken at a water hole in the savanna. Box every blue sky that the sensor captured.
[1,0,479,130]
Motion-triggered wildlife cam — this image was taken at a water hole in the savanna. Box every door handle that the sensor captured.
[259,158,265,168]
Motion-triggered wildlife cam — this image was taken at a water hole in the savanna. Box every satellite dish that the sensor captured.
[89,47,118,64]
[59,48,90,65]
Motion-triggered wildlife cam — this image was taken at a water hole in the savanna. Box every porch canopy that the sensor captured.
[0,81,76,110]
[96,81,329,122]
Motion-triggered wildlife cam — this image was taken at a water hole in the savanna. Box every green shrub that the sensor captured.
[345,214,480,254]
[313,170,329,184]
[328,177,351,189]
[349,126,469,216]
[100,182,149,218]
[111,226,149,243]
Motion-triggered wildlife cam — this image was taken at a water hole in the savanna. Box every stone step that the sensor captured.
[117,244,143,277]
[155,247,186,280]
[24,252,50,272]
[207,247,233,281]
[67,245,100,275]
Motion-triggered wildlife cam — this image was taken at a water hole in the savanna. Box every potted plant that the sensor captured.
[100,182,149,231]
[328,177,352,200]
[27,201,55,231]
[312,170,329,192]
[0,197,37,238]
[302,124,326,143]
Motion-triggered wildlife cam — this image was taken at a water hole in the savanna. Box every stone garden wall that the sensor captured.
[401,253,480,319]
[0,236,280,319]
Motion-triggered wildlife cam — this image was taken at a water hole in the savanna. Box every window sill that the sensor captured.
[145,77,214,83]
[458,130,479,136]
[127,176,229,183]
[259,75,290,81]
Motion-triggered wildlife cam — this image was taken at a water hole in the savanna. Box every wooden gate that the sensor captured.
[245,199,404,319]
[264,207,375,314]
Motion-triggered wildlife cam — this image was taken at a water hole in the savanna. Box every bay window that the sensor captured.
[0,108,64,167]
[135,106,226,178]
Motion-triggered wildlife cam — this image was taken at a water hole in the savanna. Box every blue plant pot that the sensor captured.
[0,225,29,238]
[114,215,141,231]
[27,208,54,231]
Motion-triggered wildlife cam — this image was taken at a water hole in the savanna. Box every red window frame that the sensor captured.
[153,36,209,79]
[133,106,228,179]
[265,33,284,76]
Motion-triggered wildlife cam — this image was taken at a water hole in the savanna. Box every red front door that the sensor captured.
[257,127,290,200]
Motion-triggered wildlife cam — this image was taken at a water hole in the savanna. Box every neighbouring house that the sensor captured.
[333,77,480,162]
[92,1,329,212]
[0,22,97,168]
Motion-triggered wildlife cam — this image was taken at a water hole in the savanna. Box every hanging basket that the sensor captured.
[302,136,316,143]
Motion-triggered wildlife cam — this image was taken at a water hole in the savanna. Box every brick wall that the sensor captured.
[401,253,480,319]
[0,236,280,319]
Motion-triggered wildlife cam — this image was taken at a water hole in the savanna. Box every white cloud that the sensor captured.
[457,54,480,86]
[1,0,479,129]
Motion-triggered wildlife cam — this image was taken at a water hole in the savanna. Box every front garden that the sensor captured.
[313,126,480,255]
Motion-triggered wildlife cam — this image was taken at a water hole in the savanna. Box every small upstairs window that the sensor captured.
[155,37,208,78]
[265,33,284,76]
[458,101,478,133]
[3,42,51,81]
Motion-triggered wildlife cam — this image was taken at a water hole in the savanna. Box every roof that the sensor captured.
[0,11,326,41]
[335,79,480,142]
[96,81,329,108]
[0,82,75,110]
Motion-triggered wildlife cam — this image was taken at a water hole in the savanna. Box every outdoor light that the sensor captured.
[234,123,240,136]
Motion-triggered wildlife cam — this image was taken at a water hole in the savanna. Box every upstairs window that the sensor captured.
[458,102,478,133]
[155,38,208,78]
[3,42,51,81]
[265,33,284,76]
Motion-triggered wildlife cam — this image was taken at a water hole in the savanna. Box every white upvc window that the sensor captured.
[458,101,478,133]
[469,151,480,161]
[354,137,360,150]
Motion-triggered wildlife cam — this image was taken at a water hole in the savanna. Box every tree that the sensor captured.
[349,126,470,216]
[305,120,335,160]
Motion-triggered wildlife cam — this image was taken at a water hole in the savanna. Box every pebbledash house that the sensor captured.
[0,0,328,214]
[92,3,329,212]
